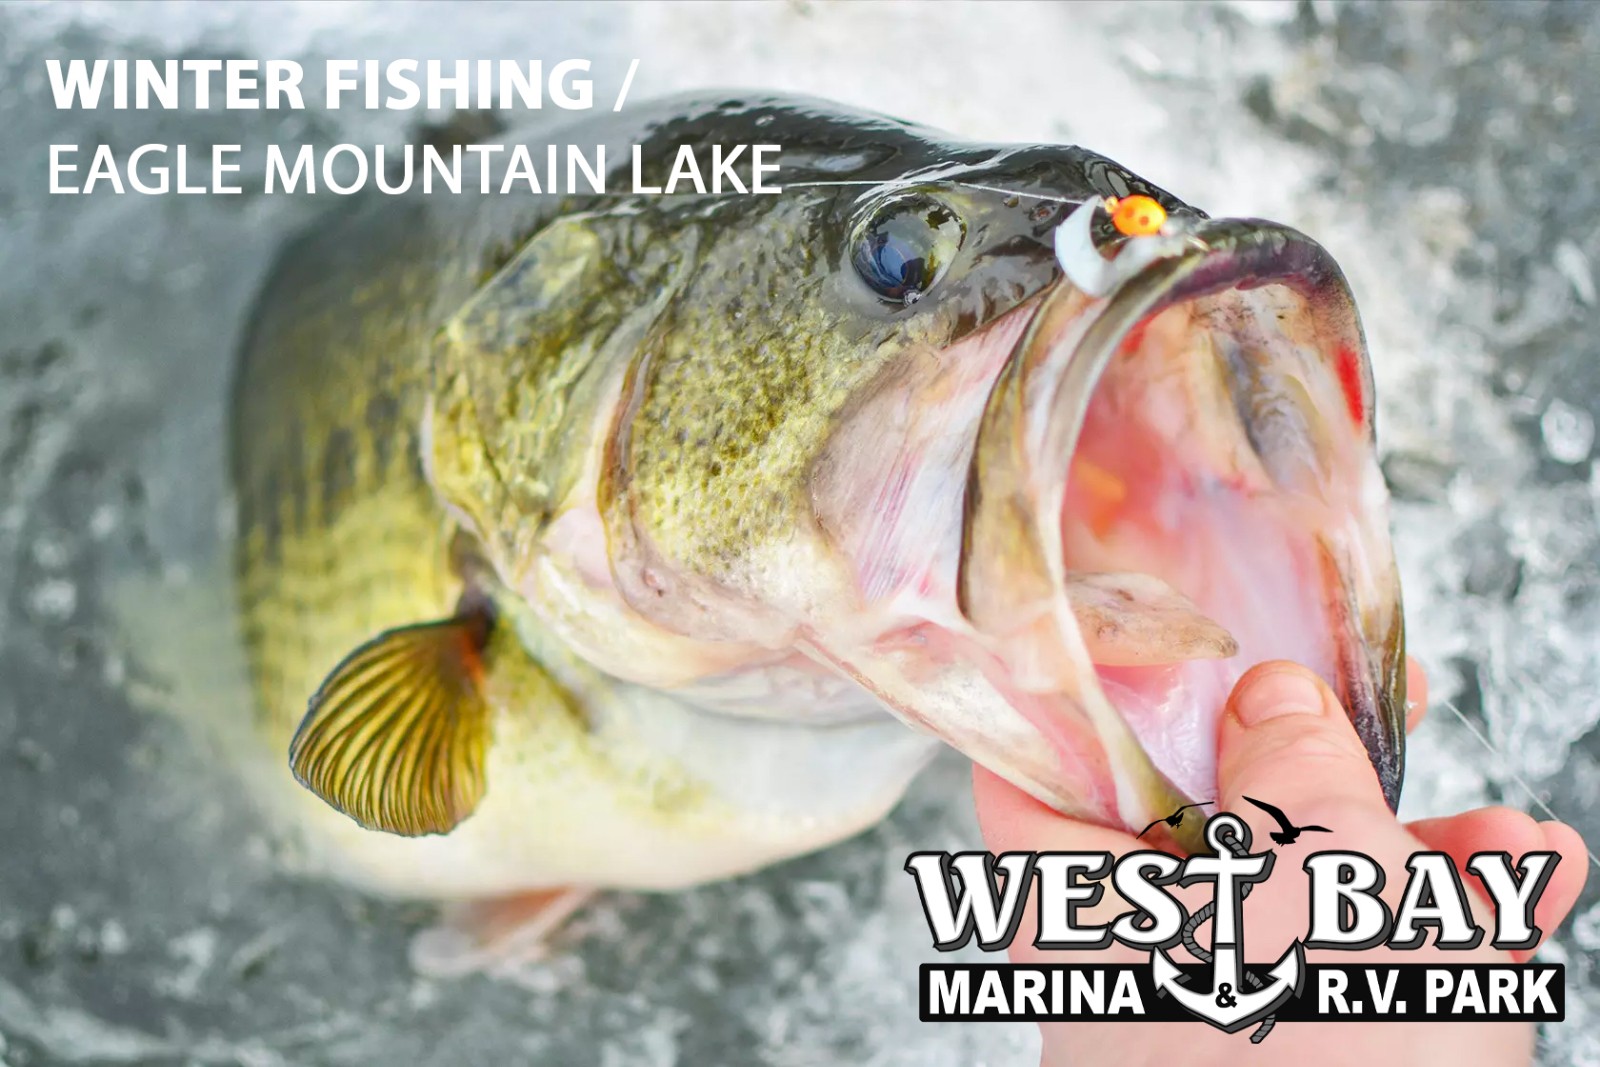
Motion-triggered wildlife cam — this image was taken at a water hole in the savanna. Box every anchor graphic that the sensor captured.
[1151,812,1305,1036]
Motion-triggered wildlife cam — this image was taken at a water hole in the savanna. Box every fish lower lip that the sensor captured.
[962,218,1406,834]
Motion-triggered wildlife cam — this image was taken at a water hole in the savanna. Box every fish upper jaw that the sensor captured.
[798,288,1165,827]
[802,292,1112,815]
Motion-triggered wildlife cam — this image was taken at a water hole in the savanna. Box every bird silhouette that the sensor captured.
[1244,796,1333,846]
[1137,801,1213,839]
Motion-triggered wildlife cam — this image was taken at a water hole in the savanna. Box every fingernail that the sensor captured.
[1233,667,1326,726]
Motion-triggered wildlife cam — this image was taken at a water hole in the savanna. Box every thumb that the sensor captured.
[1217,661,1389,831]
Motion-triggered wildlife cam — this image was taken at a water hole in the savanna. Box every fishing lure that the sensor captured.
[1054,193,1196,297]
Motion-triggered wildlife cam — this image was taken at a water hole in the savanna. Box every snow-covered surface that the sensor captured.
[1,1,1597,1063]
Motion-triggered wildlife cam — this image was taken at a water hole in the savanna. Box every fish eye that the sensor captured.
[850,195,965,306]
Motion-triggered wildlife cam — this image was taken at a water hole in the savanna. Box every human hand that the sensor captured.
[973,660,1589,1067]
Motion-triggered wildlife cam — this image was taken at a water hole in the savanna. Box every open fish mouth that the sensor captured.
[958,214,1406,840]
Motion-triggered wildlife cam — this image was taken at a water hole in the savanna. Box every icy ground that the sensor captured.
[1,1,1598,1063]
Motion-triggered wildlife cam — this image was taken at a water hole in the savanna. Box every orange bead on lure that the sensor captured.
[1106,194,1168,237]
[1053,192,1188,297]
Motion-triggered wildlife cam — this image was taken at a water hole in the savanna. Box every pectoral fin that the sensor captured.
[289,607,494,837]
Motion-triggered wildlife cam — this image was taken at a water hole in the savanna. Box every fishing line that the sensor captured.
[1438,696,1600,873]
[783,178,1077,204]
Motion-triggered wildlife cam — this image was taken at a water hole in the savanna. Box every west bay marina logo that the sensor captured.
[904,806,1564,1042]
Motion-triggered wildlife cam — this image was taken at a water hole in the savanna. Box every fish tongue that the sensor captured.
[984,572,1238,694]
[1067,572,1239,668]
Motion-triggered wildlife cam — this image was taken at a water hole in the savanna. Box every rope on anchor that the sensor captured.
[1178,826,1276,1044]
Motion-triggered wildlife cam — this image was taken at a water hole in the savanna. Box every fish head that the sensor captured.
[440,98,1405,845]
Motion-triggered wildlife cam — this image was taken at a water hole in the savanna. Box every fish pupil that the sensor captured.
[851,196,964,305]
[857,226,930,300]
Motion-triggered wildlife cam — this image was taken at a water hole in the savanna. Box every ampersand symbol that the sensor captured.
[1215,983,1236,1009]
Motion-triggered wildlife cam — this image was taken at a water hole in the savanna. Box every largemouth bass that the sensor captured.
[231,94,1404,914]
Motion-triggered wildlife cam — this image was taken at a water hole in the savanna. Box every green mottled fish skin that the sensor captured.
[231,93,1186,760]
[231,163,606,744]
[232,196,471,745]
